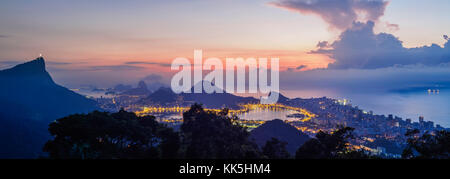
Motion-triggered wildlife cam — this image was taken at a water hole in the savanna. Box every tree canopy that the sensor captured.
[262,138,291,159]
[295,126,372,159]
[44,104,263,159]
[402,129,450,159]
[180,104,261,159]
[43,109,179,159]
[45,104,447,159]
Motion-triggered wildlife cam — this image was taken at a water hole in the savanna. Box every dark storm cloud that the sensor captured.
[269,0,388,29]
[311,21,450,69]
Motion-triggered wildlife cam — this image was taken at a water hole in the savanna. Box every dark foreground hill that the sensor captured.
[250,119,310,154]
[0,57,99,158]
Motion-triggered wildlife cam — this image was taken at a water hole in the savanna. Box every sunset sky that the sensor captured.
[1,0,450,88]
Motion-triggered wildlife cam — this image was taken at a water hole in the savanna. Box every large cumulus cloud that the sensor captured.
[269,0,389,30]
[312,21,450,69]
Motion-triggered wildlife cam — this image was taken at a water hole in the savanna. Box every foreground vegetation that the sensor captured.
[43,104,449,159]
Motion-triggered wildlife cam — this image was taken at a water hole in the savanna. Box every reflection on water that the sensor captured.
[154,113,183,120]
[151,107,307,122]
[237,107,302,121]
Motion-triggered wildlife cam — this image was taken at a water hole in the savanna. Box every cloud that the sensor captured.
[316,41,329,48]
[296,65,307,70]
[0,60,20,65]
[385,22,400,31]
[286,64,308,72]
[311,21,450,69]
[88,65,146,71]
[269,0,388,30]
[0,60,74,69]
[45,61,73,65]
[124,61,171,67]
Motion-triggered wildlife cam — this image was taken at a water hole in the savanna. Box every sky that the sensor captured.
[0,0,450,89]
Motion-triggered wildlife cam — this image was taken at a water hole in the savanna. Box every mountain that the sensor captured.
[120,80,151,96]
[142,87,181,105]
[250,119,310,154]
[0,57,99,158]
[140,81,259,109]
[145,81,167,92]
[264,91,290,104]
[181,82,258,109]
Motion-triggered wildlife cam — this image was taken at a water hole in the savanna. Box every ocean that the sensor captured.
[282,89,450,127]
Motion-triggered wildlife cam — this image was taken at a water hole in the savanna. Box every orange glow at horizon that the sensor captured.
[66,49,334,73]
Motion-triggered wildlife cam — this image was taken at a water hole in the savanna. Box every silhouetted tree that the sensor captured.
[295,126,367,159]
[262,138,291,159]
[402,129,450,159]
[180,104,261,159]
[43,109,179,159]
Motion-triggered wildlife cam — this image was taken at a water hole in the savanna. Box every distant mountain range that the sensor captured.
[0,57,99,158]
[250,119,310,154]
[120,80,151,96]
[140,82,259,109]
